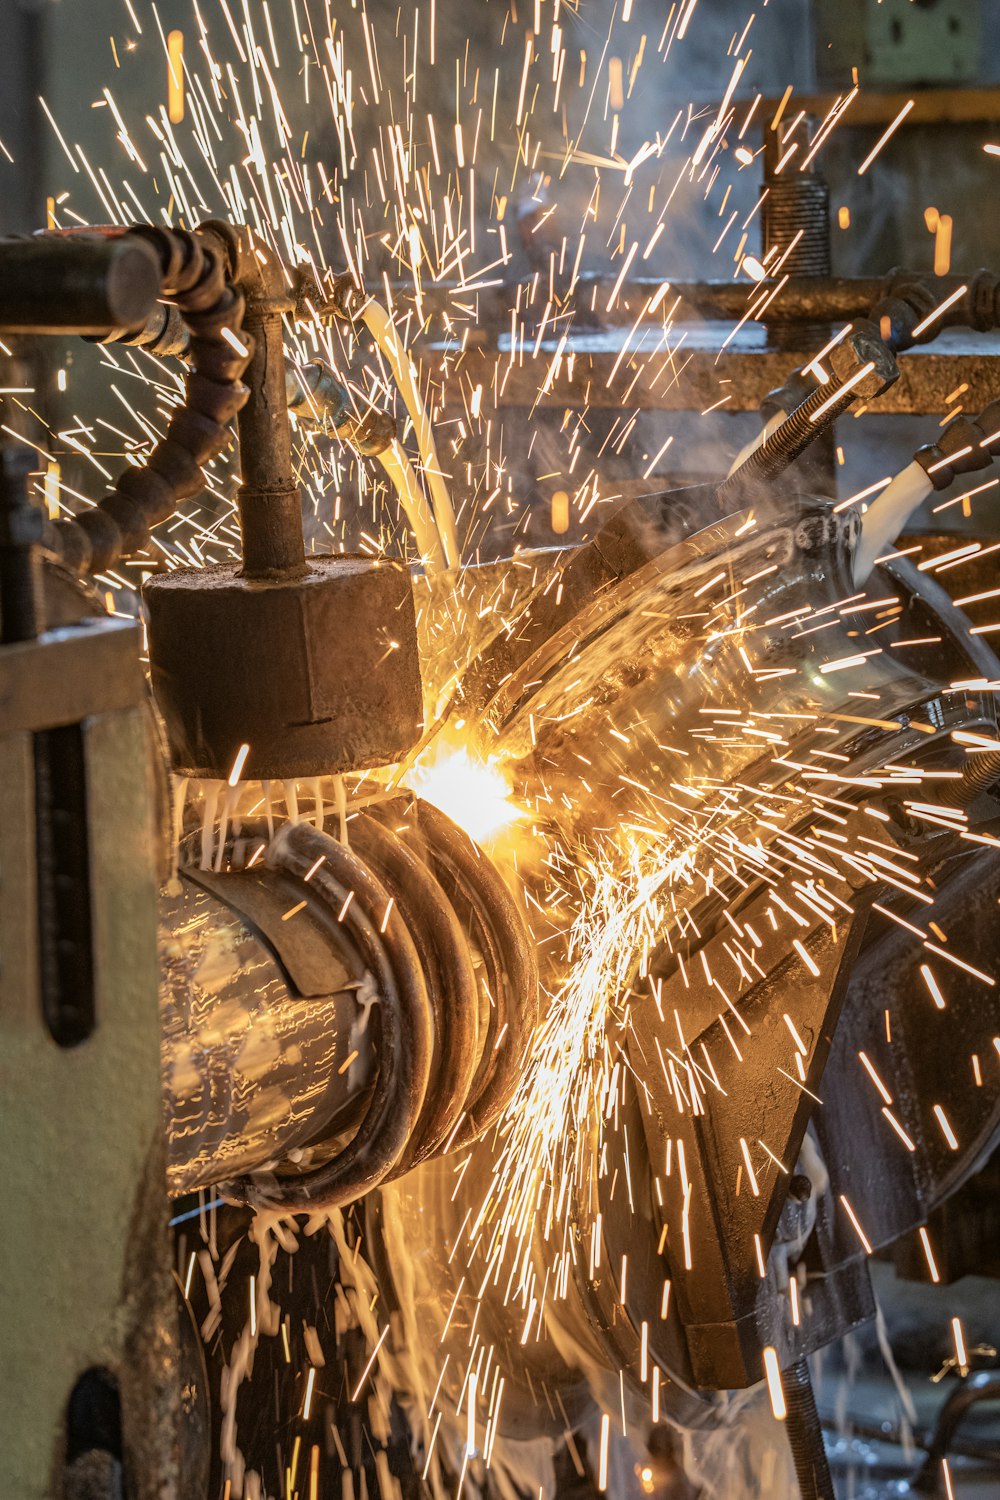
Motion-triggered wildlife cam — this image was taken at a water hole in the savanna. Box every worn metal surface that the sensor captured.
[436,333,1000,414]
[0,233,161,335]
[199,220,306,578]
[631,810,880,1387]
[160,875,374,1196]
[0,617,145,733]
[819,834,1000,1256]
[144,555,423,780]
[0,692,179,1497]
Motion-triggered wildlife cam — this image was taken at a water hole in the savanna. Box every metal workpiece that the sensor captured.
[818,835,1000,1253]
[631,808,882,1388]
[0,231,162,335]
[162,795,537,1213]
[143,554,423,780]
[387,489,1000,1427]
[159,876,376,1196]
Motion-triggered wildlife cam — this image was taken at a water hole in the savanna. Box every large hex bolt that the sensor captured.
[143,556,423,781]
[719,330,899,501]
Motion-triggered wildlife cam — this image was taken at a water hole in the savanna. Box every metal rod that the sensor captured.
[236,306,306,577]
[0,234,162,334]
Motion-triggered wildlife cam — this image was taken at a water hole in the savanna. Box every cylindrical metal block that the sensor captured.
[144,555,423,780]
[0,233,162,334]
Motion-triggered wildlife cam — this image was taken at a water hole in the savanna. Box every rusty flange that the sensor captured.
[144,555,423,780]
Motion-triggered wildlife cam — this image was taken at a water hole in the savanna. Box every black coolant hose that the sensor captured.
[43,225,253,575]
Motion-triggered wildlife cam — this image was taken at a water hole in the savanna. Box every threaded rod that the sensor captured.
[783,1358,835,1500]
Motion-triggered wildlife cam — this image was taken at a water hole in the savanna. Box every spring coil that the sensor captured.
[213,796,538,1213]
[43,225,253,576]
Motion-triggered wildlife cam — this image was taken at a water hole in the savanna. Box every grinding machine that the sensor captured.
[3,215,1000,1500]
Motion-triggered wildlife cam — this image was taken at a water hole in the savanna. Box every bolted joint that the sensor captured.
[827,328,899,402]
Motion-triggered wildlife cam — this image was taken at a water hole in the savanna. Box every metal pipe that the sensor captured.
[198,220,307,579]
[236,305,306,577]
[0,233,162,334]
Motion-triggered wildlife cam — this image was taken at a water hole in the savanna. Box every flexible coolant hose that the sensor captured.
[362,299,461,569]
[377,440,447,571]
[852,461,933,585]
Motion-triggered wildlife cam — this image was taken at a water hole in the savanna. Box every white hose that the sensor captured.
[852,461,933,586]
[362,299,461,569]
[377,441,447,570]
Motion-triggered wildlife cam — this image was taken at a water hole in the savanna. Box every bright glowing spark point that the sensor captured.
[762,1347,786,1420]
[166,29,185,124]
[466,1371,476,1456]
[220,326,250,357]
[920,964,946,1010]
[933,1104,959,1150]
[910,284,969,339]
[952,1317,969,1376]
[839,1195,873,1253]
[227,742,250,785]
[351,1324,389,1402]
[302,1366,316,1420]
[919,1227,940,1283]
[408,744,523,842]
[857,99,915,175]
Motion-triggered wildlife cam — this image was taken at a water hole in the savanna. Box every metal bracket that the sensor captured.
[627,807,888,1388]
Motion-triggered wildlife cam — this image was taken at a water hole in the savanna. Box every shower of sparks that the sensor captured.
[9,0,1000,1494]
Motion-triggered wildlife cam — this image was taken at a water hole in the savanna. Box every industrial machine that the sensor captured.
[3,154,1000,1500]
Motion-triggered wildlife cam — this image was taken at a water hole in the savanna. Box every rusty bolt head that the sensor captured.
[144,554,424,780]
[828,329,900,402]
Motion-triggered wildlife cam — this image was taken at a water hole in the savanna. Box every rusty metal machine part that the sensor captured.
[132,222,424,781]
[159,877,376,1197]
[0,449,187,1498]
[144,554,423,780]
